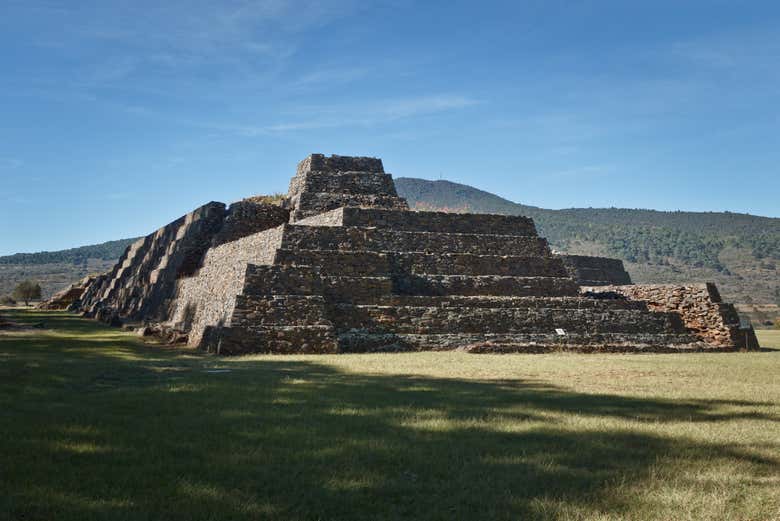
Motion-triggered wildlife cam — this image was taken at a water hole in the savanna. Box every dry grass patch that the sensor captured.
[2,309,779,520]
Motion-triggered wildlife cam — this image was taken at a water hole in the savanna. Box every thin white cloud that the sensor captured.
[0,157,23,170]
[290,67,371,88]
[11,0,359,93]
[237,94,482,134]
[544,165,614,180]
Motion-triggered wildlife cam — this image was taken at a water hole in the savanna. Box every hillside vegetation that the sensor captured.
[396,178,780,313]
[0,239,138,299]
[0,238,137,266]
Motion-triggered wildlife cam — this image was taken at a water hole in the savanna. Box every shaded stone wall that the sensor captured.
[79,199,289,325]
[212,198,289,247]
[80,202,227,321]
[584,283,759,349]
[559,255,632,286]
[169,225,286,346]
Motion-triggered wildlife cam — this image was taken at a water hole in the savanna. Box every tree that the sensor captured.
[12,280,41,306]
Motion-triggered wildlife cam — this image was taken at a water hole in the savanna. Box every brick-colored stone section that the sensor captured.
[559,255,632,286]
[583,284,760,349]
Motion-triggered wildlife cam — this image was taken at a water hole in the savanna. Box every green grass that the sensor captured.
[2,309,779,521]
[757,329,780,349]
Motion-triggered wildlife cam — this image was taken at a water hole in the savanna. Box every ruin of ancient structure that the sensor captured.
[60,154,758,354]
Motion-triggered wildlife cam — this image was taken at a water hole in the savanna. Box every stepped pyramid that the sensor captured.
[165,154,705,354]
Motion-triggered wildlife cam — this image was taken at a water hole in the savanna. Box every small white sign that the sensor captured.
[555,328,566,336]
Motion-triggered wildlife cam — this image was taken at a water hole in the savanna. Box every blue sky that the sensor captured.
[1,1,779,255]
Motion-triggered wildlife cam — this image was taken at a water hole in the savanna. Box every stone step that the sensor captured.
[571,267,631,285]
[231,295,332,327]
[323,276,394,302]
[330,305,686,335]
[336,331,705,353]
[352,295,650,311]
[273,248,569,278]
[290,192,408,221]
[203,325,337,355]
[273,249,391,276]
[280,225,552,256]
[336,207,538,235]
[393,274,579,297]
[296,172,399,196]
[395,252,568,277]
[243,265,324,296]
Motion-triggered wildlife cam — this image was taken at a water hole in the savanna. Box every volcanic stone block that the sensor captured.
[231,295,332,327]
[202,325,337,355]
[279,226,552,256]
[393,275,580,297]
[331,305,684,335]
[560,255,633,286]
[212,199,289,247]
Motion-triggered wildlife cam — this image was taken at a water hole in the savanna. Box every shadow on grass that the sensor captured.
[2,310,779,520]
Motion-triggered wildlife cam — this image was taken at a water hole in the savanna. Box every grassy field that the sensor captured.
[2,309,779,520]
[757,329,780,349]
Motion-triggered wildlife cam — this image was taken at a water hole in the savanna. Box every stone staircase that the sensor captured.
[195,203,704,354]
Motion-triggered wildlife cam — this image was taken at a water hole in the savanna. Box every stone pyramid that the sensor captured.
[161,154,705,354]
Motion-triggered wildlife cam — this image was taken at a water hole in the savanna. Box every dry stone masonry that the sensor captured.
[59,153,758,354]
[559,255,633,286]
[583,284,759,350]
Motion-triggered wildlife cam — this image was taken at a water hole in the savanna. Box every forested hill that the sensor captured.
[0,238,139,266]
[395,177,780,309]
[0,238,140,301]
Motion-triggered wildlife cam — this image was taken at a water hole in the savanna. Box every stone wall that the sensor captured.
[169,225,285,346]
[286,153,408,221]
[583,283,760,349]
[80,202,227,322]
[212,198,289,247]
[295,153,385,176]
[78,199,288,326]
[559,255,632,286]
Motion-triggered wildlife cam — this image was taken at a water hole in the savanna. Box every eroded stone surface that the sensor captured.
[583,284,760,349]
[559,255,633,286]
